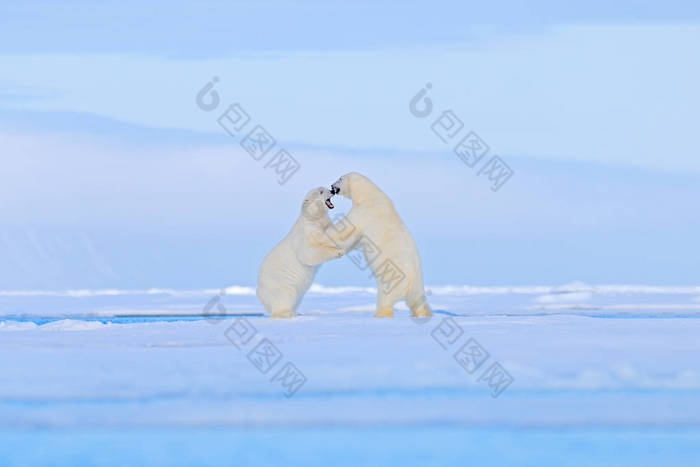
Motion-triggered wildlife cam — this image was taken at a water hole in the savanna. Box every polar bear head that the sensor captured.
[330,172,381,203]
[301,186,335,221]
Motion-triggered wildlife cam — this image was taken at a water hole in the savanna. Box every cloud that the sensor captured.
[1,24,699,172]
[1,113,700,287]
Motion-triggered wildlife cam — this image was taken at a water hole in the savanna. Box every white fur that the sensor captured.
[326,172,432,318]
[257,187,342,318]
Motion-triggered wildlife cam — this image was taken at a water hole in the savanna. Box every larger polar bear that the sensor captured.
[325,172,432,318]
[257,187,342,318]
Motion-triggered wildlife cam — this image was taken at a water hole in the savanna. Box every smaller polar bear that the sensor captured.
[325,172,432,318]
[257,187,342,318]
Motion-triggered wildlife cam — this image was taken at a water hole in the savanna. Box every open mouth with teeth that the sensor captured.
[326,183,340,208]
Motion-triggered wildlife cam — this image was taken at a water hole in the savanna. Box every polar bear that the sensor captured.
[257,187,342,318]
[325,172,431,318]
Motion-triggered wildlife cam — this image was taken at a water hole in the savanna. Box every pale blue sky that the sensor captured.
[1,1,698,288]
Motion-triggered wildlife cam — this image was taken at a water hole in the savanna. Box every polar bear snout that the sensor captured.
[302,187,336,219]
[330,178,342,195]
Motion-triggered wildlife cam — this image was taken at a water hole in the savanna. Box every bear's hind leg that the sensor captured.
[270,307,295,319]
[409,300,431,318]
[267,289,298,319]
[374,293,395,318]
[408,293,432,318]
